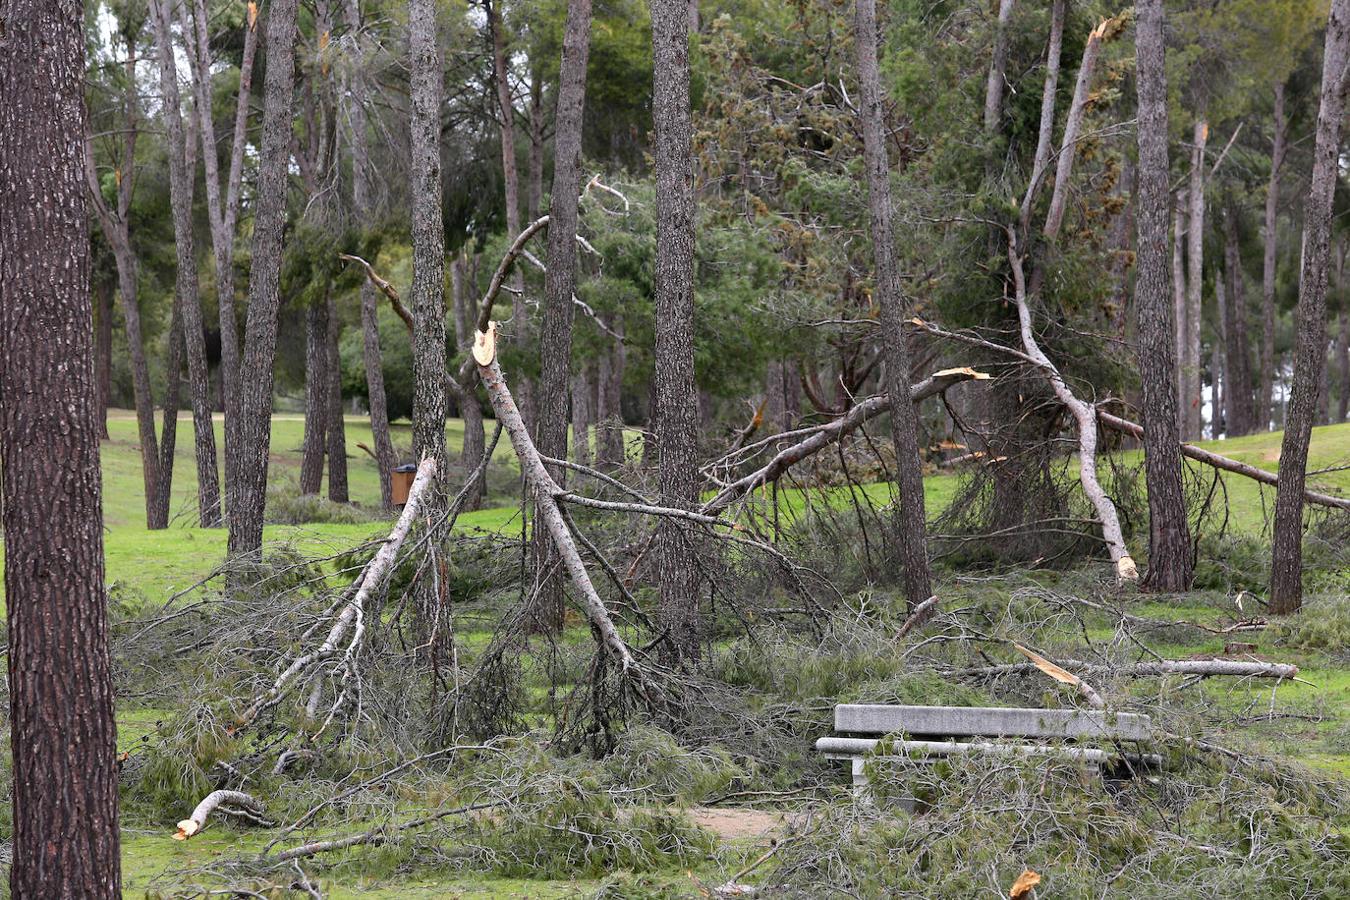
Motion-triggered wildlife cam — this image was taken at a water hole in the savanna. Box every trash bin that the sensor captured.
[391,463,417,506]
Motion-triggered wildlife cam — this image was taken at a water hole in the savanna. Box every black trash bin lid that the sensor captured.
[394,463,418,473]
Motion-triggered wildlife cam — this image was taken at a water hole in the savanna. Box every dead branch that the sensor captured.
[175,790,264,840]
[1097,410,1350,511]
[1006,229,1138,581]
[238,457,439,727]
[702,368,989,514]
[339,253,413,330]
[473,324,663,708]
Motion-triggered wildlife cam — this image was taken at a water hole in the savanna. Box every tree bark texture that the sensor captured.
[651,0,703,658]
[855,0,934,607]
[227,0,302,563]
[1270,0,1350,613]
[0,2,122,892]
[409,0,448,475]
[1133,0,1193,591]
[152,0,222,526]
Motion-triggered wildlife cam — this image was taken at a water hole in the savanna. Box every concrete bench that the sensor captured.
[816,705,1156,792]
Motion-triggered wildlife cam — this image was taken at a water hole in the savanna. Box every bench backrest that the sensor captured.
[835,705,1151,741]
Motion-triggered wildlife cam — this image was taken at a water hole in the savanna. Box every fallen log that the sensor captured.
[473,324,662,708]
[1096,410,1350,511]
[175,790,265,840]
[702,367,989,515]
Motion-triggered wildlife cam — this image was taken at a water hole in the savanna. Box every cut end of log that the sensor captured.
[933,366,992,380]
[173,819,200,841]
[247,1,258,29]
[473,323,498,366]
[1116,556,1139,582]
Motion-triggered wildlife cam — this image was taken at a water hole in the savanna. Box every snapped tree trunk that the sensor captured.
[855,0,934,607]
[1,2,123,891]
[532,0,593,633]
[152,0,222,527]
[1043,15,1103,240]
[571,369,593,465]
[300,300,330,496]
[409,0,448,473]
[453,253,487,509]
[1270,0,1350,614]
[651,0,703,659]
[1133,0,1193,591]
[226,0,302,565]
[1260,80,1287,430]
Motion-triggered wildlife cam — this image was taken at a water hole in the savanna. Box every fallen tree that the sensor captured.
[472,323,664,709]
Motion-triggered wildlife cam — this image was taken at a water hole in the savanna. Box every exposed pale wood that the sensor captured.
[175,790,263,840]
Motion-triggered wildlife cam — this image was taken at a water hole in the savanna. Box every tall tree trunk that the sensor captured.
[342,0,395,508]
[409,0,448,474]
[1184,119,1208,440]
[152,0,222,526]
[1134,0,1193,591]
[325,294,349,503]
[651,0,703,658]
[1,4,122,893]
[1223,210,1256,436]
[226,0,302,565]
[1260,81,1287,431]
[855,0,933,608]
[94,275,113,438]
[532,0,592,633]
[1270,0,1350,614]
[765,360,787,431]
[408,0,451,670]
[983,0,1018,133]
[188,0,258,517]
[300,301,330,495]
